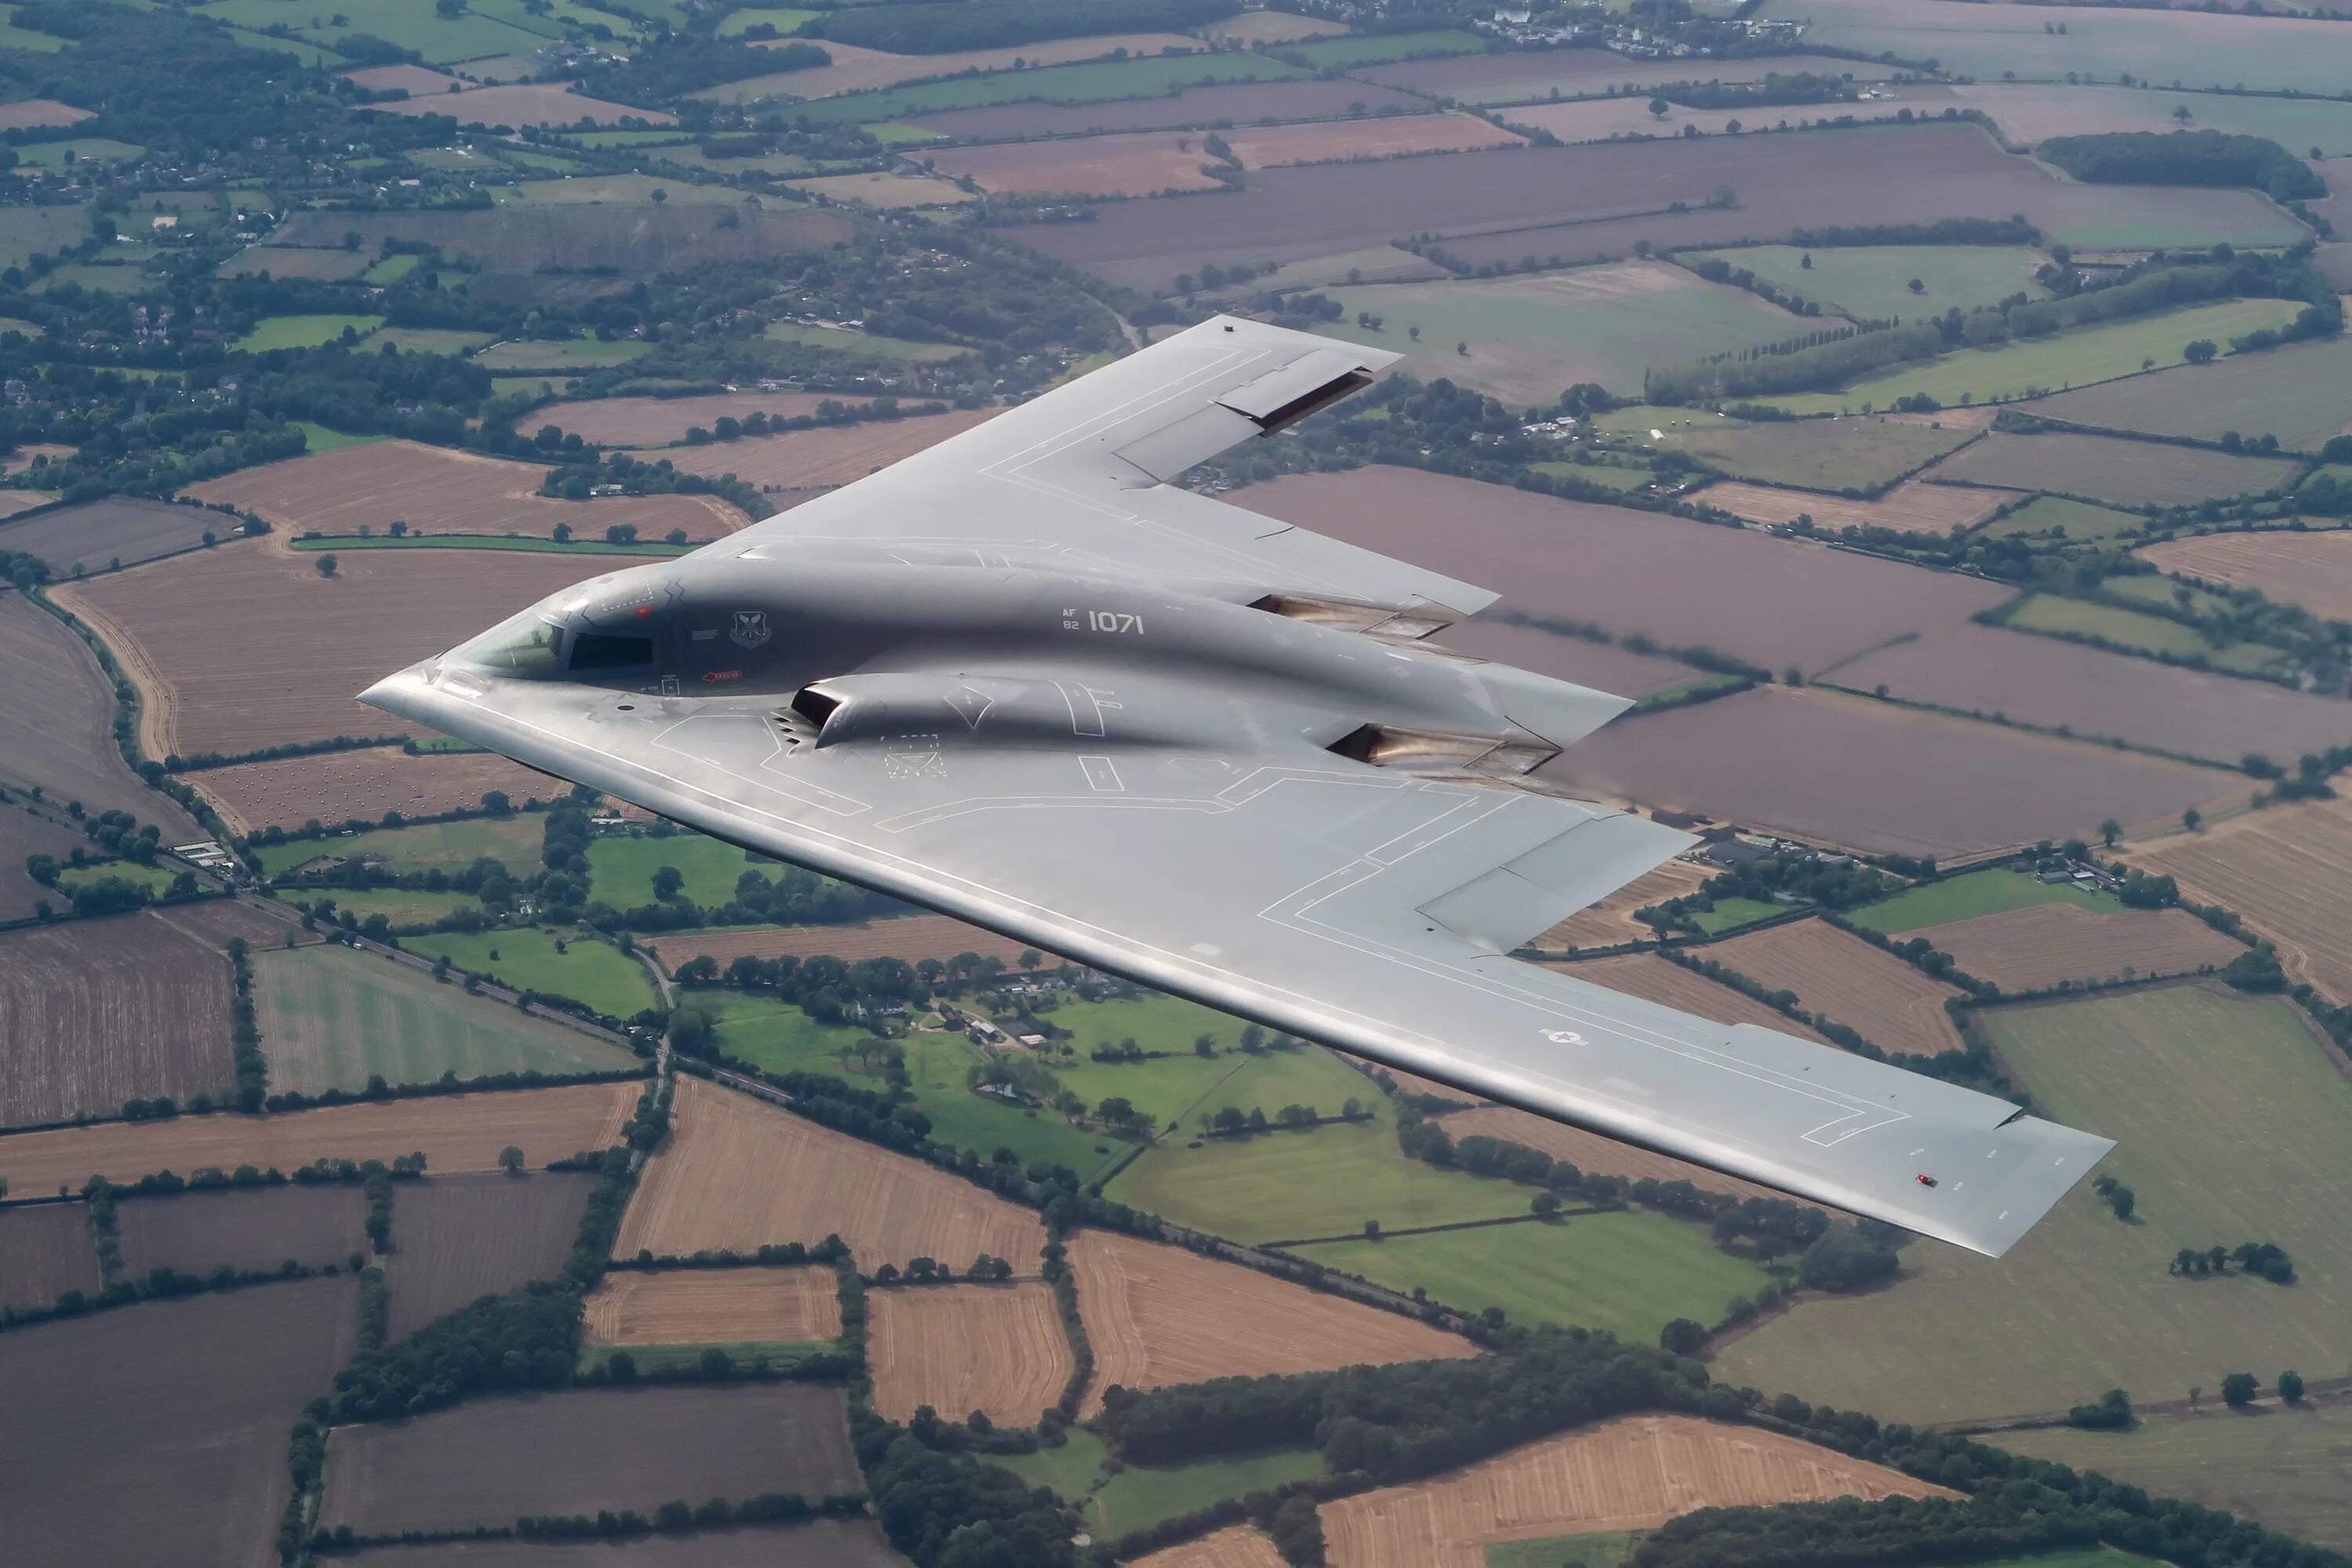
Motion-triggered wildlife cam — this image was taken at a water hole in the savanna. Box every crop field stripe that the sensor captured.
[2123,794,2352,1006]
[583,1265,844,1345]
[868,1281,1072,1427]
[1700,920,1966,1056]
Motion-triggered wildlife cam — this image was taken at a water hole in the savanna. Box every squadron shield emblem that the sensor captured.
[729,610,771,649]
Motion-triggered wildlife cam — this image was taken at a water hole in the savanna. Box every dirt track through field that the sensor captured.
[1913,901,2243,992]
[1319,1414,1951,1568]
[1069,1229,1472,1416]
[617,1076,1044,1272]
[0,1080,637,1195]
[1705,919,1967,1056]
[2122,794,2352,1004]
[868,1282,1071,1426]
[583,1265,843,1345]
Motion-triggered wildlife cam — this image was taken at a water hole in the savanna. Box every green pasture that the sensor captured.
[1976,495,2148,545]
[473,336,653,372]
[2102,575,2236,617]
[1668,414,1976,492]
[1107,1118,1528,1243]
[1295,1209,1770,1344]
[357,325,493,357]
[0,4,68,49]
[1846,866,2105,934]
[219,25,347,65]
[699,989,880,1077]
[1689,895,1784,935]
[554,129,695,149]
[895,1030,1119,1176]
[752,52,1308,121]
[998,1429,1327,1537]
[253,942,637,1095]
[292,421,383,453]
[763,321,969,361]
[717,5,816,35]
[1718,985,2352,1427]
[499,172,739,206]
[56,860,180,896]
[1487,1534,1642,1568]
[40,263,149,295]
[1762,298,2305,416]
[2004,593,2218,659]
[253,815,546,877]
[1700,244,2050,324]
[13,138,144,169]
[1187,1044,1383,1127]
[1279,28,1486,67]
[403,927,659,1018]
[234,314,384,351]
[1530,459,1656,493]
[2021,334,2352,456]
[195,0,549,64]
[586,831,772,910]
[302,887,479,928]
[1046,993,1248,1058]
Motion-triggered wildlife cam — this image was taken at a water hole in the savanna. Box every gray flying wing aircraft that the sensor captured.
[363,316,2110,1258]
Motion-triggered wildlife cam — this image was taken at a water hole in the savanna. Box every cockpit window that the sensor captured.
[458,611,567,676]
[571,632,655,670]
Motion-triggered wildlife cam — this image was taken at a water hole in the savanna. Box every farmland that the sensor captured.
[53,539,608,756]
[1548,684,2238,859]
[1693,478,2014,536]
[385,1171,601,1341]
[198,745,558,835]
[2003,593,2230,662]
[1436,1105,1814,1209]
[1599,408,1979,492]
[0,593,201,836]
[2123,794,2352,1004]
[1692,243,2051,323]
[1304,262,1809,408]
[184,439,744,541]
[114,1183,366,1276]
[583,1265,842,1345]
[0,909,236,1129]
[363,83,670,129]
[1704,919,1968,1056]
[926,112,1523,197]
[255,945,635,1095]
[2022,335,2352,455]
[1847,866,2109,935]
[2138,530,2352,622]
[318,1385,860,1536]
[586,829,775,909]
[1536,860,1709,952]
[0,1278,360,1568]
[234,313,382,351]
[219,244,372,281]
[750,52,1306,122]
[1069,1228,1472,1414]
[908,78,1432,142]
[1132,1526,1289,1568]
[1355,47,1888,105]
[740,33,1208,100]
[1319,1414,1949,1568]
[643,913,1039,973]
[1233,468,2010,679]
[270,204,855,276]
[1720,985,2352,1426]
[0,495,217,572]
[336,1523,906,1566]
[1424,617,1703,699]
[868,1280,1071,1426]
[616,1075,1045,1270]
[1977,494,2147,545]
[1106,1118,1528,1245]
[1916,902,2244,992]
[1824,622,2352,768]
[402,928,659,1019]
[0,97,86,130]
[0,807,93,920]
[1939,81,2352,158]
[661,407,1000,492]
[0,1199,99,1312]
[252,814,546,877]
[1550,952,1828,1040]
[0,1080,638,1194]
[532,390,873,448]
[1926,430,2300,508]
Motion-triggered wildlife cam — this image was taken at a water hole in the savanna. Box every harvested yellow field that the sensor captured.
[196,746,560,837]
[1705,918,1967,1057]
[1534,859,1708,952]
[1069,1229,1472,1417]
[2122,794,2352,1004]
[0,1081,637,1196]
[2137,528,2352,622]
[868,1282,1072,1427]
[1540,953,1828,1043]
[1133,1526,1290,1568]
[1913,901,2243,993]
[1692,478,2022,536]
[582,1266,843,1345]
[1320,1414,1951,1568]
[723,34,1201,99]
[1437,1105,1835,1210]
[616,1076,1044,1272]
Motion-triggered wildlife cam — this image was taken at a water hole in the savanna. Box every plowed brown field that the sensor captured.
[644,914,1047,973]
[868,1281,1070,1426]
[1704,919,1966,1056]
[1692,478,2021,536]
[197,747,562,836]
[1319,1414,1951,1568]
[2137,528,2352,622]
[1913,901,2243,992]
[2122,795,2352,1004]
[728,34,1201,99]
[923,132,1225,196]
[616,1076,1044,1271]
[0,1080,636,1196]
[532,392,871,448]
[1436,1105,1838,1211]
[1534,860,1708,953]
[0,99,90,130]
[661,408,998,494]
[1069,1229,1472,1417]
[54,539,608,756]
[1133,1526,1289,1568]
[1538,953,1828,1042]
[183,440,744,541]
[0,1201,100,1312]
[583,1265,844,1345]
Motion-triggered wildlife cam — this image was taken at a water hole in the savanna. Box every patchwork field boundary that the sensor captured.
[1809,674,2267,779]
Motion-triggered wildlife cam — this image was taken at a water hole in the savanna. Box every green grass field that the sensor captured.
[0,3,68,49]
[1588,404,1980,492]
[1705,244,2050,324]
[1279,28,1486,67]
[253,943,637,1095]
[1530,459,1656,493]
[762,321,968,361]
[1047,993,1250,1057]
[56,860,181,896]
[1763,299,2305,416]
[303,887,481,928]
[1487,1533,1641,1568]
[717,5,816,34]
[554,129,696,150]
[1976,495,2149,545]
[1718,984,2352,1428]
[1108,1119,1530,1243]
[997,1430,1326,1536]
[2001,1399,2352,1551]
[195,0,549,64]
[1689,896,1785,935]
[358,326,494,357]
[292,421,383,454]
[2004,593,2218,659]
[895,1031,1120,1177]
[587,831,773,910]
[473,336,654,372]
[2022,334,2352,456]
[361,252,421,284]
[13,138,144,168]
[403,928,659,1018]
[254,815,546,877]
[234,314,384,351]
[756,52,1308,121]
[218,24,347,65]
[1846,866,2105,934]
[699,989,880,1076]
[1316,266,1816,408]
[1188,1045,1384,1128]
[1296,1209,1770,1343]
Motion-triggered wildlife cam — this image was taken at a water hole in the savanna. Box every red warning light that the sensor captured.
[1916,1174,1939,1188]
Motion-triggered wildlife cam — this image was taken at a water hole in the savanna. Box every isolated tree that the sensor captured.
[497,1145,524,1174]
[2278,1370,2306,1402]
[1407,325,1420,341]
[1192,1033,1214,1058]
[2172,103,2193,122]
[2221,1372,2259,1407]
[316,553,339,577]
[1018,948,1041,973]
[1647,96,1669,118]
[1661,1317,1707,1355]
[1800,252,1813,269]
[1532,1190,1561,1218]
[1907,278,1925,294]
[2183,339,2218,365]
[2100,817,2122,847]
[2183,806,2203,831]
[652,865,684,901]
